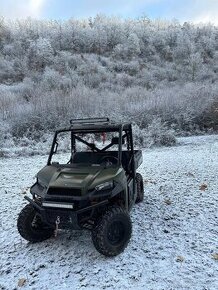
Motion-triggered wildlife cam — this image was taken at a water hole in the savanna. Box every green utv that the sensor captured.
[17,118,144,256]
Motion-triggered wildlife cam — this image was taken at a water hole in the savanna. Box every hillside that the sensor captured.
[0,16,218,148]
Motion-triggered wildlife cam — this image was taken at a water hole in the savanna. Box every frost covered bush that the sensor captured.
[132,119,176,148]
[0,132,53,157]
[132,123,147,147]
[0,122,13,149]
[145,119,177,147]
[11,115,44,140]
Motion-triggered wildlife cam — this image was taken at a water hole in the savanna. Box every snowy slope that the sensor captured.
[0,135,217,290]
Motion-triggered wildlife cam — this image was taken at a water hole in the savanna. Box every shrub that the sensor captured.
[132,119,177,148]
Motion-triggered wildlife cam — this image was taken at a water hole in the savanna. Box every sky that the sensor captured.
[0,0,218,25]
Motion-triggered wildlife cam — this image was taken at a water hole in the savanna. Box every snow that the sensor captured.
[0,135,218,290]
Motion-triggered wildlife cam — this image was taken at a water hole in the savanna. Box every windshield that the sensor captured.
[49,131,125,166]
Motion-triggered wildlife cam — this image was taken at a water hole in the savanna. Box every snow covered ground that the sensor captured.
[0,135,217,290]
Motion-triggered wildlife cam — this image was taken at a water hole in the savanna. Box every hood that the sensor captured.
[37,164,121,193]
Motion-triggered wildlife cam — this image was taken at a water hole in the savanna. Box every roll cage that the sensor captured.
[47,118,134,170]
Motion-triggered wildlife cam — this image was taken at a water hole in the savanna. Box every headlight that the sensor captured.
[95,181,114,191]
[34,194,42,202]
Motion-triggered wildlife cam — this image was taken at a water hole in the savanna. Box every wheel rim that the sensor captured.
[107,221,125,245]
[31,214,44,231]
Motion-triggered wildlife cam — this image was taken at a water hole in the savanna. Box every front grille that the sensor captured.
[47,188,81,196]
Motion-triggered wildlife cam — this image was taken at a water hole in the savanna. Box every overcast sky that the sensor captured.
[0,0,218,25]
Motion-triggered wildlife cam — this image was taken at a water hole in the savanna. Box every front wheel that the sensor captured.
[92,206,132,257]
[17,204,54,242]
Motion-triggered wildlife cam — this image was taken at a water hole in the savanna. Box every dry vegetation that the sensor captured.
[0,16,218,152]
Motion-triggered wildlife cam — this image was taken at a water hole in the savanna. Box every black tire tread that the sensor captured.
[135,173,144,203]
[17,204,53,243]
[92,206,132,257]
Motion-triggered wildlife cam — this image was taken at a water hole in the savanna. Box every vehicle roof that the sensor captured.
[56,122,132,133]
[56,118,132,133]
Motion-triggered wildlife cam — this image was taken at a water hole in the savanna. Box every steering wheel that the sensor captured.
[99,156,118,165]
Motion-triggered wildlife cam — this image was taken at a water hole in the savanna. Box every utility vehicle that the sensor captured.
[17,118,144,256]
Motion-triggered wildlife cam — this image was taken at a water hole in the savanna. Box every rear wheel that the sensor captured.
[92,206,132,257]
[135,173,144,203]
[17,204,54,242]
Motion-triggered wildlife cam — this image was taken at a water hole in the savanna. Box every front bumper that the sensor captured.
[25,196,108,230]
